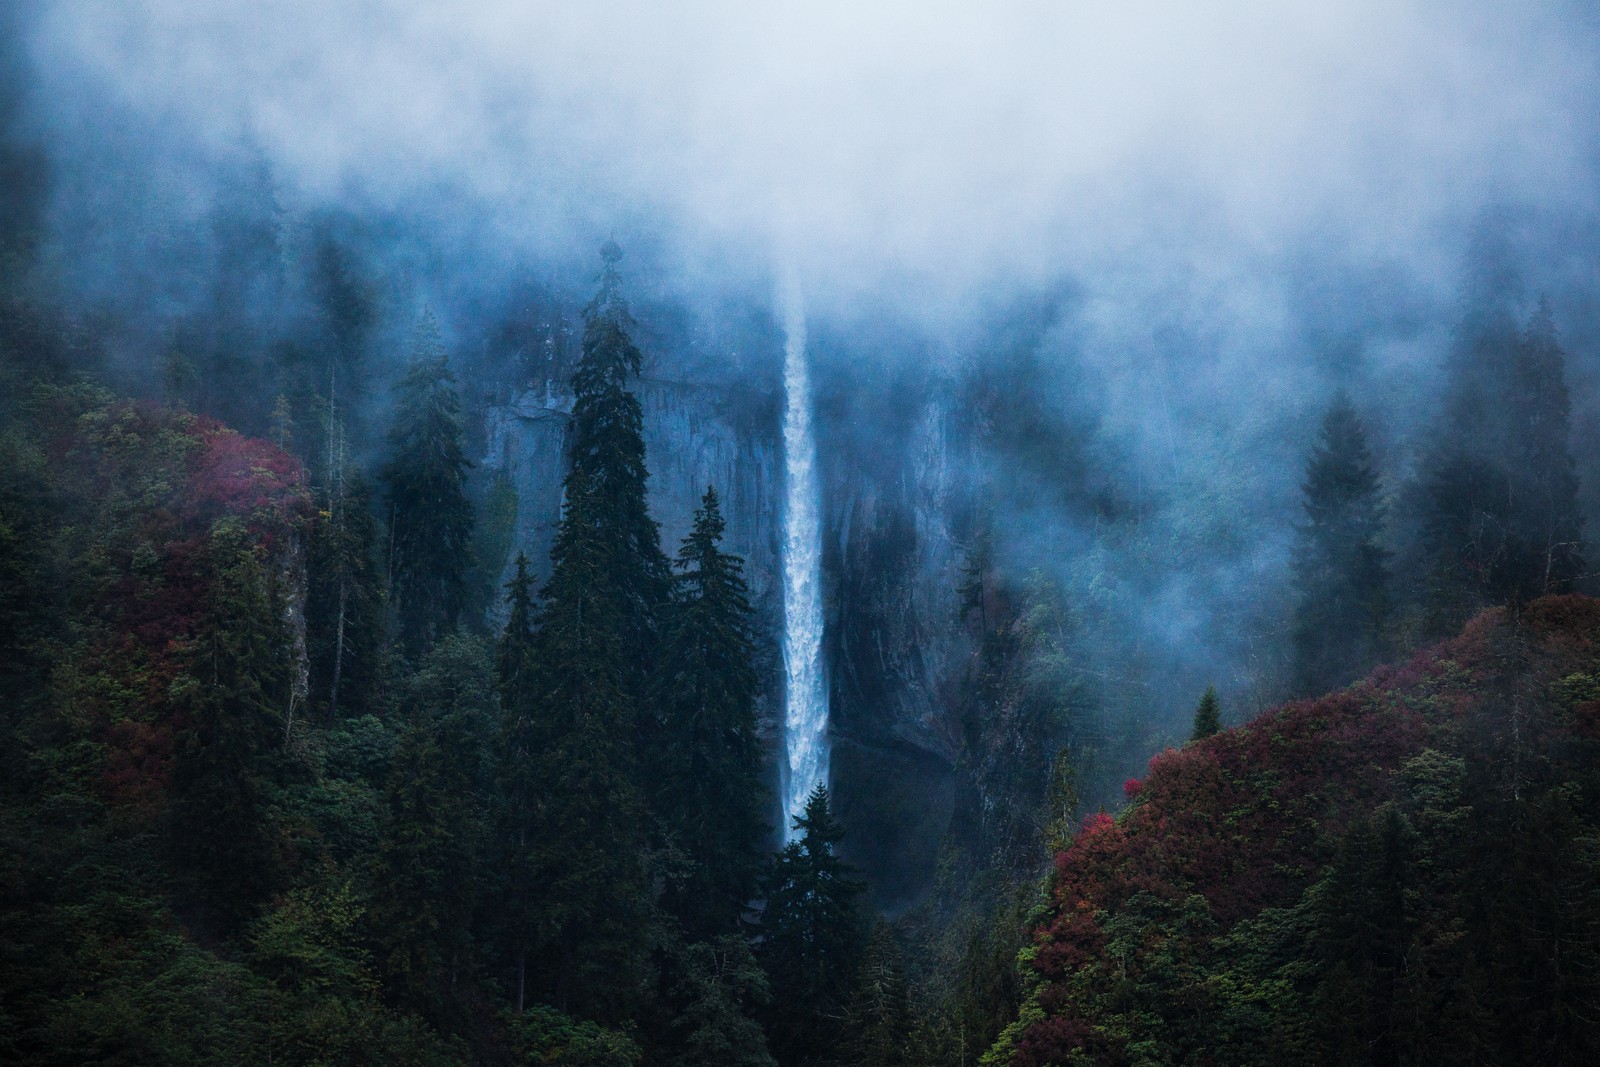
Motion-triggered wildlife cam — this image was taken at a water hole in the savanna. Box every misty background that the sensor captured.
[6,0,1600,896]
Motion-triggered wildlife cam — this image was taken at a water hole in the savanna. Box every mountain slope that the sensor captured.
[991,596,1600,1066]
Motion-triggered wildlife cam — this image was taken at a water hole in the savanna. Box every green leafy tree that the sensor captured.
[1289,394,1391,696]
[654,486,768,938]
[381,312,474,658]
[1190,686,1221,741]
[761,786,867,1067]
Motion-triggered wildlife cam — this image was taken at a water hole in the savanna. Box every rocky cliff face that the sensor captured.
[482,378,782,605]
[824,387,976,908]
[482,371,975,906]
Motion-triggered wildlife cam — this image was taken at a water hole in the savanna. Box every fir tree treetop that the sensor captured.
[1191,686,1221,741]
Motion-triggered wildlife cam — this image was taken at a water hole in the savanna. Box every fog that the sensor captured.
[9,0,1600,783]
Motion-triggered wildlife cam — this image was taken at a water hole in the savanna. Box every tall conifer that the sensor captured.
[169,519,295,932]
[307,462,385,722]
[494,552,542,1012]
[1190,685,1222,741]
[1418,278,1585,632]
[654,486,768,938]
[1289,394,1391,696]
[381,312,474,658]
[516,242,666,1021]
[761,786,867,1066]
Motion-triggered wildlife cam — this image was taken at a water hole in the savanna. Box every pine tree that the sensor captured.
[381,312,474,658]
[841,920,912,1067]
[307,461,385,723]
[1190,686,1221,741]
[522,474,651,1021]
[1289,394,1392,696]
[761,786,867,1067]
[169,518,295,933]
[1417,280,1585,633]
[493,552,542,1013]
[369,635,496,1028]
[568,239,671,684]
[654,486,768,938]
[1509,300,1584,595]
[513,242,667,1022]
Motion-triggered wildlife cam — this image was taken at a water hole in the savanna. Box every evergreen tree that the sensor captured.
[306,461,385,723]
[1509,300,1585,594]
[661,935,778,1067]
[1312,806,1421,1065]
[513,242,668,1021]
[1289,394,1392,696]
[381,312,474,658]
[368,636,496,1028]
[493,552,541,1012]
[841,920,912,1067]
[761,786,867,1067]
[654,486,768,938]
[1190,685,1221,741]
[1418,285,1585,633]
[169,519,295,933]
[566,240,671,684]
[524,474,651,1021]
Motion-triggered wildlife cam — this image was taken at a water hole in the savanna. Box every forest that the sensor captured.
[4,2,1600,1065]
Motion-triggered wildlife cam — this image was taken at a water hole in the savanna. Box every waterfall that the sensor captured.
[779,266,829,841]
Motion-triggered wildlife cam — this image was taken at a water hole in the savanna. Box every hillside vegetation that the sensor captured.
[992,596,1600,1066]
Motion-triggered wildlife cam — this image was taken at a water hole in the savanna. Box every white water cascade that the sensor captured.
[779,266,829,841]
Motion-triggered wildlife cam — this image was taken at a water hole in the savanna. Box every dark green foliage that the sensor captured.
[761,786,868,1067]
[997,596,1600,1067]
[522,484,652,1020]
[1190,685,1221,741]
[567,240,671,683]
[382,314,475,658]
[659,935,777,1067]
[841,921,912,1067]
[307,466,386,722]
[168,518,296,934]
[513,244,668,1021]
[493,552,542,1011]
[1290,395,1392,696]
[250,883,463,1066]
[1417,297,1585,634]
[503,1004,642,1066]
[654,486,768,938]
[368,636,496,1027]
[1310,806,1422,1064]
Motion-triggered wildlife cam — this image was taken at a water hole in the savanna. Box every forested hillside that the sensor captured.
[7,2,1600,1064]
[0,262,871,1065]
[992,596,1600,1066]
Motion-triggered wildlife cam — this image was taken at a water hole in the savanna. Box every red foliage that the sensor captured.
[1010,595,1600,1061]
[1012,1016,1100,1067]
[39,398,310,816]
[185,423,310,540]
[101,718,176,812]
